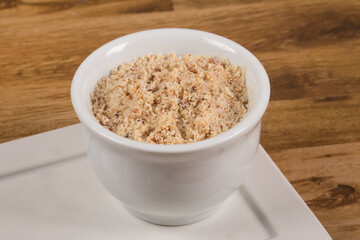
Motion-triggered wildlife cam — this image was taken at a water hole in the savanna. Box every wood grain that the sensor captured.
[270,142,360,239]
[0,0,173,17]
[1,0,359,239]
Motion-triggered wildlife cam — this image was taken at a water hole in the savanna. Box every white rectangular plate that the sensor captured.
[0,124,331,240]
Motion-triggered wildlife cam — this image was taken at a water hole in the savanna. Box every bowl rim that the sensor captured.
[71,28,270,154]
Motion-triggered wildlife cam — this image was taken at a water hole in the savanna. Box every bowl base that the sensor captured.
[125,204,222,226]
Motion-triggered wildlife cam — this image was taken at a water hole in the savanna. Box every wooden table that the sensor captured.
[1,0,359,238]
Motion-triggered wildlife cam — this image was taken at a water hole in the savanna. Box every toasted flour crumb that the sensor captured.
[91,53,248,144]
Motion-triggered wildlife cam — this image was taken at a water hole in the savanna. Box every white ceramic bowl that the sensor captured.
[71,28,270,225]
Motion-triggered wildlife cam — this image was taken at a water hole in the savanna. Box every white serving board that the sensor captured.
[0,124,331,240]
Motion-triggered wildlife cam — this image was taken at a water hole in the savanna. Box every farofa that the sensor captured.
[91,53,248,144]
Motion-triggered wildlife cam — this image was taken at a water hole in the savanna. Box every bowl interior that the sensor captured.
[72,29,269,152]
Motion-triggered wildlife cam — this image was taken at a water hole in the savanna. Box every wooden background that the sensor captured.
[1,0,359,238]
